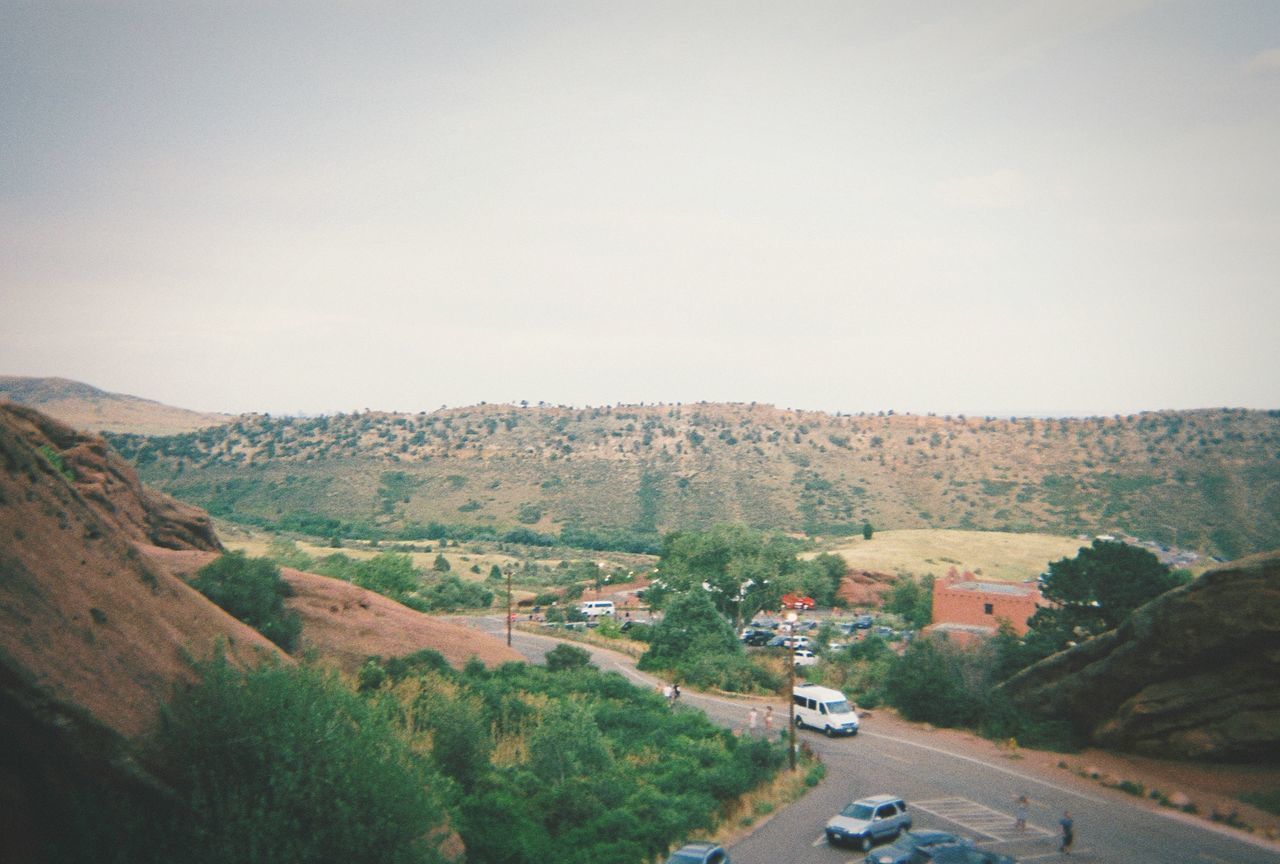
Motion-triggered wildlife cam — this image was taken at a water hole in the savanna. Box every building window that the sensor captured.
[983,603,994,615]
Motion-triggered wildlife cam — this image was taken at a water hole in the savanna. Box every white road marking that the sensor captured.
[913,797,1055,843]
[812,833,828,847]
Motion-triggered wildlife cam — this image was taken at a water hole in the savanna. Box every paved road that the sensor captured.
[466,617,1279,864]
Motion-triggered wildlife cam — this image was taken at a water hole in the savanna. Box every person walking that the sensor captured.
[1059,810,1074,854]
[663,683,674,707]
[763,705,774,735]
[1015,795,1028,832]
[747,707,759,736]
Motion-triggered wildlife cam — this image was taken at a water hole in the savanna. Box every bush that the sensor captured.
[191,552,301,652]
[546,643,594,672]
[419,575,494,611]
[150,657,448,864]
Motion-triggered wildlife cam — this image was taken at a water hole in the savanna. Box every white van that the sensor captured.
[792,683,859,737]
[579,600,616,618]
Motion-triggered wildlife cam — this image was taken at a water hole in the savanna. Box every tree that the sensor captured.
[884,573,934,629]
[862,522,874,540]
[1027,539,1186,654]
[649,525,803,626]
[191,552,301,652]
[545,643,593,672]
[637,589,740,671]
[432,553,451,572]
[354,553,421,596]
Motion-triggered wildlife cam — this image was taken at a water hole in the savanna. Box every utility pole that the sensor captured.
[785,611,797,771]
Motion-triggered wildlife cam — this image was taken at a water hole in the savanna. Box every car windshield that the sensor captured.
[824,700,851,714]
[841,803,875,820]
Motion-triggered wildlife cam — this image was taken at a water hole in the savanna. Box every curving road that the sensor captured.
[466,617,1278,864]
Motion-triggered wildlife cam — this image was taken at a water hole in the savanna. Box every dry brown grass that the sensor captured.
[818,528,1089,581]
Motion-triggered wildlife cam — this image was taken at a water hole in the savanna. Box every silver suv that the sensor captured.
[825,794,912,851]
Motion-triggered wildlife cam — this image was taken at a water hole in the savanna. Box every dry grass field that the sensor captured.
[818,528,1090,582]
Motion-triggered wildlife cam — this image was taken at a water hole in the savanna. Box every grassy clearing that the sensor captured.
[817,529,1088,582]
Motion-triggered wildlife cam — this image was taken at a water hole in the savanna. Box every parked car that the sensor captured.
[826,794,912,851]
[741,629,774,646]
[792,649,818,666]
[864,831,970,864]
[904,843,1012,864]
[854,614,874,629]
[781,593,815,610]
[665,842,730,864]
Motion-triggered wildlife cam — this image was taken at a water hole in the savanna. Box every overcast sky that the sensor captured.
[3,2,1278,417]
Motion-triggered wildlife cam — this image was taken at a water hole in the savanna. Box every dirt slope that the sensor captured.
[0,404,284,741]
[145,547,524,673]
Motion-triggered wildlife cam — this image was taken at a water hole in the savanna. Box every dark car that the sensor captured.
[665,842,730,864]
[854,614,874,629]
[863,831,970,864]
[741,629,774,646]
[765,635,791,648]
[905,843,1013,864]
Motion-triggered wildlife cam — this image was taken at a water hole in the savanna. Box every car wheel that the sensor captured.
[794,715,804,729]
[824,725,835,737]
[857,834,872,852]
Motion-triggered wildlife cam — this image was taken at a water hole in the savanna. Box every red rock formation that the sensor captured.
[1000,550,1280,761]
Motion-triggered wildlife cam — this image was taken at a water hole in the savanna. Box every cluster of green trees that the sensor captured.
[49,647,786,863]
[643,525,847,628]
[630,525,849,692]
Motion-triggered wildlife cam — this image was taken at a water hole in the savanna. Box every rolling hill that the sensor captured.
[0,375,230,435]
[103,401,1280,559]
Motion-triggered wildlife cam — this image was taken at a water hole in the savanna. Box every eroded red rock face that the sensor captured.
[1,402,221,552]
[1001,550,1280,761]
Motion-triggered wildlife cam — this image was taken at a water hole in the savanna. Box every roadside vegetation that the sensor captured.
[46,645,789,864]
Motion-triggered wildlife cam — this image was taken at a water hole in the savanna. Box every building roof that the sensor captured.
[943,580,1037,596]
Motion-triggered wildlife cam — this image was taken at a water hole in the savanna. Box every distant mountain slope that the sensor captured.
[106,402,1280,559]
[0,375,229,435]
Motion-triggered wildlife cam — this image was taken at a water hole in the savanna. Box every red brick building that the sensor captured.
[928,570,1042,640]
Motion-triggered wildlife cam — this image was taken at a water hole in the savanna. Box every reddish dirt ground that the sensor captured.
[144,548,525,674]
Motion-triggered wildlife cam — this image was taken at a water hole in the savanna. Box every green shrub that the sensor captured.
[191,552,301,652]
[151,657,448,864]
[419,575,494,611]
[546,643,594,672]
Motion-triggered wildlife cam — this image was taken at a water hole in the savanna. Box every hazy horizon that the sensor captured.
[4,3,1278,418]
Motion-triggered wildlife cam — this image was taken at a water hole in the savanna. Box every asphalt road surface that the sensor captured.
[467,617,1279,864]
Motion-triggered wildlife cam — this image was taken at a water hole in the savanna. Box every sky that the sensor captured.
[3,1,1278,418]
